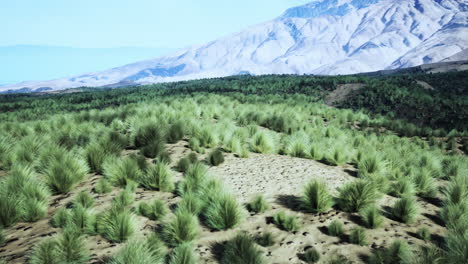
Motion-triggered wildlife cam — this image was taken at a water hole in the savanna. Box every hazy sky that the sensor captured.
[1,0,310,49]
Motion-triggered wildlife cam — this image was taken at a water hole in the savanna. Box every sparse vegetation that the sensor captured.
[273,211,300,232]
[141,162,175,192]
[327,220,344,237]
[97,208,136,243]
[302,180,333,213]
[163,209,200,246]
[391,196,420,224]
[247,194,269,214]
[337,180,379,212]
[349,226,368,245]
[169,243,197,264]
[360,206,384,229]
[221,233,265,264]
[204,194,243,230]
[368,240,413,264]
[254,231,276,247]
[301,247,320,263]
[417,227,431,241]
[138,199,168,221]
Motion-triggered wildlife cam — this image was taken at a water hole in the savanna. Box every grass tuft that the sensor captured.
[302,180,333,213]
[142,162,175,192]
[45,153,89,194]
[254,232,276,247]
[208,148,225,166]
[349,226,368,245]
[97,208,136,243]
[163,209,200,246]
[95,178,112,194]
[247,195,270,214]
[360,206,384,229]
[273,211,300,232]
[301,247,320,263]
[221,233,265,264]
[368,240,413,264]
[417,227,431,241]
[169,243,197,264]
[138,199,168,221]
[204,194,244,230]
[73,191,94,209]
[337,180,379,212]
[327,220,344,237]
[391,196,419,224]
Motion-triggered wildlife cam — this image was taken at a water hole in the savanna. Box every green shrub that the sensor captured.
[350,226,368,245]
[169,243,197,264]
[167,121,185,144]
[302,180,333,213]
[55,227,90,264]
[247,195,269,214]
[368,240,413,264]
[133,123,166,148]
[273,211,300,232]
[103,157,142,188]
[250,132,274,154]
[360,206,383,229]
[163,209,200,246]
[254,232,275,247]
[142,141,170,162]
[73,191,94,208]
[440,202,467,230]
[208,148,225,166]
[84,142,108,173]
[221,233,265,264]
[111,189,135,211]
[176,153,198,173]
[337,180,379,212]
[327,220,344,237]
[22,199,48,222]
[417,227,431,241]
[51,208,72,228]
[97,208,136,243]
[177,193,203,215]
[141,162,174,192]
[325,147,348,166]
[414,170,438,198]
[204,194,243,230]
[109,236,166,264]
[45,153,89,194]
[138,200,168,221]
[391,196,419,224]
[28,238,59,264]
[95,178,112,194]
[69,205,95,233]
[444,228,468,264]
[301,247,320,263]
[357,155,385,177]
[390,178,415,197]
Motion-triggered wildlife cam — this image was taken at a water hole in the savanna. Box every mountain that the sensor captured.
[1,0,467,93]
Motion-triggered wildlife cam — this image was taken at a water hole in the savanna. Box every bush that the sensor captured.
[177,193,203,215]
[417,227,431,241]
[302,180,333,213]
[357,155,385,177]
[325,147,348,166]
[390,178,415,197]
[141,141,170,162]
[368,240,413,264]
[95,178,112,194]
[208,148,225,166]
[109,236,166,264]
[169,243,197,264]
[51,207,72,228]
[84,142,109,173]
[204,194,243,230]
[141,162,174,192]
[103,157,142,188]
[133,123,166,148]
[55,227,90,264]
[350,227,368,245]
[167,121,185,144]
[138,200,168,221]
[414,170,438,198]
[45,153,89,194]
[250,132,274,154]
[28,238,59,264]
[97,208,136,243]
[301,247,320,263]
[254,232,275,247]
[22,199,48,222]
[391,196,419,224]
[360,206,383,229]
[221,233,265,264]
[337,180,379,212]
[327,220,344,237]
[273,211,300,232]
[176,153,198,173]
[111,189,135,211]
[247,195,269,214]
[163,209,200,246]
[440,202,467,230]
[73,191,94,208]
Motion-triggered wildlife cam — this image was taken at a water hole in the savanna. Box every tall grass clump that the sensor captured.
[84,142,109,174]
[73,191,94,208]
[391,196,419,224]
[327,220,344,237]
[169,243,197,264]
[141,162,174,192]
[28,238,59,264]
[95,178,112,194]
[254,231,276,247]
[247,195,269,214]
[443,176,467,205]
[440,202,467,231]
[177,193,204,215]
[273,211,300,232]
[390,178,415,197]
[368,240,413,264]
[221,233,265,264]
[417,227,431,241]
[51,207,72,228]
[360,206,384,229]
[337,180,379,212]
[302,180,333,213]
[177,163,208,196]
[133,122,166,149]
[45,153,89,194]
[349,227,368,245]
[138,199,168,221]
[103,157,142,188]
[203,193,244,230]
[176,153,198,173]
[97,208,136,243]
[250,132,274,154]
[414,169,438,198]
[208,148,225,166]
[142,140,171,162]
[325,147,348,166]
[163,209,200,246]
[357,155,385,177]
[109,236,166,264]
[167,121,185,144]
[444,228,468,264]
[55,227,90,264]
[111,189,135,210]
[301,247,320,263]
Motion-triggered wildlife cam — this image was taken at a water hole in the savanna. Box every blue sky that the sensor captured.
[0,0,310,84]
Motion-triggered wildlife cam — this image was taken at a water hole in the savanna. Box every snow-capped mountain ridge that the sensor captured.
[1,0,467,92]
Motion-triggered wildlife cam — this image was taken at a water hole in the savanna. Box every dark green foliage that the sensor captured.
[368,240,413,264]
[103,157,142,188]
[273,211,300,232]
[128,153,148,171]
[349,227,368,245]
[0,228,4,247]
[247,195,269,214]
[138,199,168,221]
[141,162,174,192]
[302,180,333,213]
[360,206,383,229]
[326,254,352,264]
[55,227,90,264]
[208,148,225,166]
[390,178,415,197]
[413,246,443,264]
[163,209,200,246]
[169,243,197,264]
[167,121,185,144]
[28,238,59,264]
[134,123,166,149]
[221,233,265,264]
[111,189,135,210]
[254,232,276,247]
[45,153,89,194]
[337,180,379,212]
[204,194,243,230]
[391,196,419,224]
[327,220,344,237]
[176,153,198,173]
[301,248,320,263]
[51,208,72,228]
[417,227,431,241]
[141,140,170,162]
[73,191,94,208]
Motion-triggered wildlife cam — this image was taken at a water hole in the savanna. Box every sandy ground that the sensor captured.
[0,140,447,263]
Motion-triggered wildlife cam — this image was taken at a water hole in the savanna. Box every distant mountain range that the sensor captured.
[1,0,467,93]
